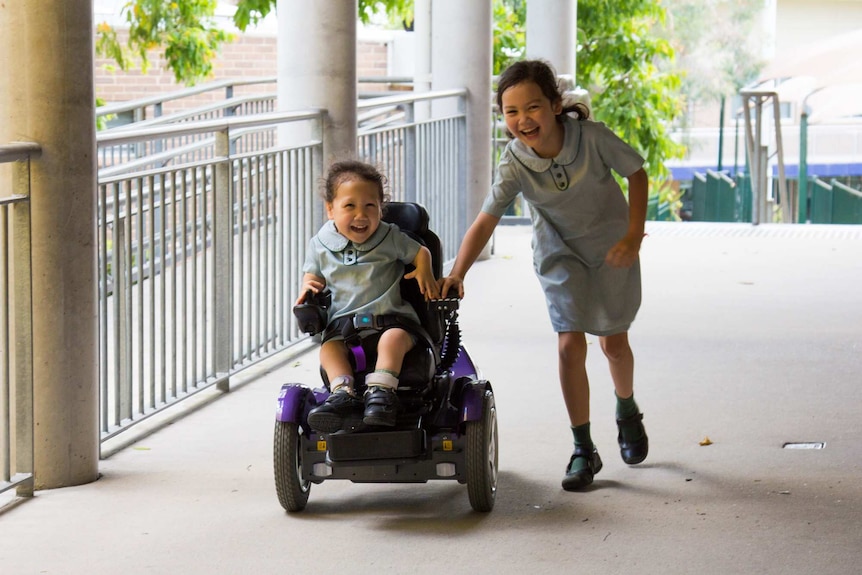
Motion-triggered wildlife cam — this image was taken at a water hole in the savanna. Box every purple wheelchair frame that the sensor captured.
[275,344,486,426]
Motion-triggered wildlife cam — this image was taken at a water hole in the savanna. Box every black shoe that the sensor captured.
[562,445,603,491]
[363,386,399,427]
[307,389,363,433]
[617,412,649,465]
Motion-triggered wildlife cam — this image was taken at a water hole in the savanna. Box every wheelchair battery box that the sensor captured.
[327,429,425,462]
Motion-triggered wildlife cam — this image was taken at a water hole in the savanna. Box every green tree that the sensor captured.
[96,0,233,85]
[576,0,685,183]
[493,0,526,74]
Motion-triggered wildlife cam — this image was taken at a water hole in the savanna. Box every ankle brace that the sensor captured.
[365,371,399,390]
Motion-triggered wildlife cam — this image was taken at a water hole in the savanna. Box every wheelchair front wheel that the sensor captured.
[274,421,310,512]
[465,388,498,512]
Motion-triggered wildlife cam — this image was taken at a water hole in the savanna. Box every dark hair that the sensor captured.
[322,160,390,204]
[496,59,589,124]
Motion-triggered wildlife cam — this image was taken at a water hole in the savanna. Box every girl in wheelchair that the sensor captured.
[297,160,440,432]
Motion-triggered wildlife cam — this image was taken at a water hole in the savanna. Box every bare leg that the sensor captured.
[598,332,634,399]
[558,331,590,427]
[319,340,352,386]
[374,328,415,376]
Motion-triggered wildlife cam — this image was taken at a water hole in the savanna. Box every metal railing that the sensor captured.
[356,90,467,260]
[0,143,36,499]
[97,90,469,442]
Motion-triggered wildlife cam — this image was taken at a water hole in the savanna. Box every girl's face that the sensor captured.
[501,80,564,159]
[326,177,383,244]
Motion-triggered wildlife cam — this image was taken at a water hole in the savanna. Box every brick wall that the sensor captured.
[96,30,395,116]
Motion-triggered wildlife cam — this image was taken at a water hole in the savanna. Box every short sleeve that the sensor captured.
[591,121,644,178]
[301,238,321,276]
[391,225,422,264]
[481,148,523,218]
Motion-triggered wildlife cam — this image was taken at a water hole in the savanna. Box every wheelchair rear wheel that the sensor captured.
[274,421,310,512]
[465,388,498,512]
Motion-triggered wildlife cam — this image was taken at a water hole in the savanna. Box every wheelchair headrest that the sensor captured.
[383,202,429,235]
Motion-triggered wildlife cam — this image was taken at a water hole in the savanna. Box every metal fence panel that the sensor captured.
[0,144,36,498]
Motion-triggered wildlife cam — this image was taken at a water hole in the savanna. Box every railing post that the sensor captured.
[214,128,233,392]
[12,156,34,497]
[457,94,468,241]
[404,103,417,203]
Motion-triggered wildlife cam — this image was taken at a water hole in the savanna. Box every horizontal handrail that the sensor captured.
[357,89,466,110]
[96,76,416,119]
[0,142,42,163]
[103,93,277,132]
[97,77,278,117]
[97,109,324,146]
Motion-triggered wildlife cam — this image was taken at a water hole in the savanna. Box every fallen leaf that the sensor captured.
[699,436,713,446]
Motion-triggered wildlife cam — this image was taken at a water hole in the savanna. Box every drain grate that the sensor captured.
[782,442,825,449]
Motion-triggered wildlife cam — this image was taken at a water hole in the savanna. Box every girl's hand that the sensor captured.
[296,274,326,305]
[605,234,643,268]
[438,275,465,299]
[405,267,440,301]
[406,246,440,301]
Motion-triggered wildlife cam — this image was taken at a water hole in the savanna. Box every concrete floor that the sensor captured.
[1,222,861,575]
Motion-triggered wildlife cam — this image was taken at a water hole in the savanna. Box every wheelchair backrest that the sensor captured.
[382,202,444,344]
[382,202,443,279]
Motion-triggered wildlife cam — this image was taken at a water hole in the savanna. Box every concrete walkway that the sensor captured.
[2,223,861,575]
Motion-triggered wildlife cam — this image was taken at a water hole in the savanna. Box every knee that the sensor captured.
[378,328,414,355]
[558,332,587,364]
[599,334,630,362]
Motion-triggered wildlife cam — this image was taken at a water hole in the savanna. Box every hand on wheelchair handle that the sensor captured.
[438,276,465,299]
[293,288,331,335]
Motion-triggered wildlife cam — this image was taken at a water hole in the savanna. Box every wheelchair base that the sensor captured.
[303,429,467,484]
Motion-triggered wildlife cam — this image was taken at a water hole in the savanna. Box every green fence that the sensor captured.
[690,170,751,222]
[647,194,675,221]
[809,178,862,224]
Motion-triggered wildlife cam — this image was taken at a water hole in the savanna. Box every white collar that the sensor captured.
[316,220,392,252]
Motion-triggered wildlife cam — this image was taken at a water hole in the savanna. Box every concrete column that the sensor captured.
[526,0,578,79]
[0,1,99,487]
[413,0,432,120]
[277,0,357,161]
[431,0,493,243]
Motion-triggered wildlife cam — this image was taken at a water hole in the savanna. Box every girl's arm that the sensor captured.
[439,211,501,298]
[296,272,326,305]
[404,246,440,300]
[606,167,648,268]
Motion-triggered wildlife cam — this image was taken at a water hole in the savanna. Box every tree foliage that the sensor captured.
[576,0,685,182]
[493,0,526,74]
[661,0,765,102]
[96,0,233,85]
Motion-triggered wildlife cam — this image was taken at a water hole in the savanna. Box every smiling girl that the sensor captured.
[299,160,439,431]
[440,59,650,491]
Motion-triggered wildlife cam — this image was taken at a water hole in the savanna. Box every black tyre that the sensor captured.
[274,421,310,512]
[465,387,498,512]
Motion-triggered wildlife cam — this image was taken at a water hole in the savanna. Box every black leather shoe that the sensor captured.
[617,412,649,465]
[562,445,603,491]
[307,389,363,433]
[363,386,399,427]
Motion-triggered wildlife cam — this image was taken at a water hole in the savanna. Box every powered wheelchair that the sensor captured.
[273,202,498,513]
